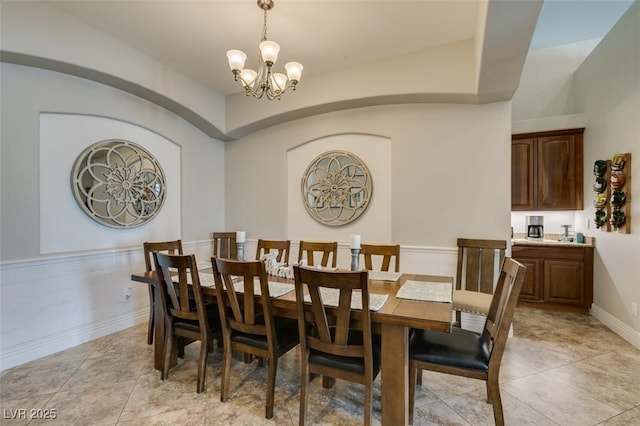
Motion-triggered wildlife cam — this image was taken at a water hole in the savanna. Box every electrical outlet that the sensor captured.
[632,302,638,317]
[124,288,132,301]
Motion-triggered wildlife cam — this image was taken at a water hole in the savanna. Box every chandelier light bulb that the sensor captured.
[259,40,280,65]
[226,50,247,72]
[272,73,288,92]
[241,69,258,87]
[285,62,303,83]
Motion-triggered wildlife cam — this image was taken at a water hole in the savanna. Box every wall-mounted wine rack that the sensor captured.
[593,153,631,234]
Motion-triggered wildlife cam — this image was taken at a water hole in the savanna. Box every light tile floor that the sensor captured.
[1,307,639,425]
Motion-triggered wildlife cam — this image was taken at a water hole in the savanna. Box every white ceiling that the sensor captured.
[45,0,634,97]
[48,0,481,96]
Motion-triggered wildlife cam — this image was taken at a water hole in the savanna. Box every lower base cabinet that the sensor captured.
[513,245,594,314]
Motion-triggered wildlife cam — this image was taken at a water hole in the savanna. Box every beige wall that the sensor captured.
[511,39,599,122]
[224,102,513,248]
[0,63,225,260]
[574,2,640,333]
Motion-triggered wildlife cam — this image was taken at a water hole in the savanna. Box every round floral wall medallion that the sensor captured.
[71,139,166,228]
[301,150,373,226]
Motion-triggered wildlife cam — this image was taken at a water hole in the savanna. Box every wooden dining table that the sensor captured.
[131,268,452,426]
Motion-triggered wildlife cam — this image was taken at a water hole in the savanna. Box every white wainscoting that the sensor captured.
[0,240,487,371]
[0,240,213,371]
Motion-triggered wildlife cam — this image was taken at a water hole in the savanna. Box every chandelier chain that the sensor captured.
[262,8,269,42]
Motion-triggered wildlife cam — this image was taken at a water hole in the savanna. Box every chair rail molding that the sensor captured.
[0,240,213,371]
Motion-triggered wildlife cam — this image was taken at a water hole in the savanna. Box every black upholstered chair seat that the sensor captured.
[309,329,382,375]
[410,327,490,372]
[174,303,221,333]
[231,315,299,351]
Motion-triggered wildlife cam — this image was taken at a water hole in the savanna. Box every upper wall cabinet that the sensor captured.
[512,128,584,211]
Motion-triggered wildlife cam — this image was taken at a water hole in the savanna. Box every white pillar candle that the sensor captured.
[236,231,246,243]
[350,234,361,249]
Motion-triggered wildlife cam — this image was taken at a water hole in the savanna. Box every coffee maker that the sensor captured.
[526,215,544,241]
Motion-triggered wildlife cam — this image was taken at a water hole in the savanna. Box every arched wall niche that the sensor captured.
[286,133,391,243]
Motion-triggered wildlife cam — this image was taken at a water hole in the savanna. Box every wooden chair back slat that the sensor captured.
[360,244,400,272]
[297,241,338,267]
[143,240,183,272]
[480,249,497,293]
[256,239,291,264]
[213,232,237,259]
[456,238,507,294]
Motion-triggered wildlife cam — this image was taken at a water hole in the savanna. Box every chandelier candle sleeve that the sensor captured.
[236,231,246,261]
[350,248,360,272]
[350,234,361,249]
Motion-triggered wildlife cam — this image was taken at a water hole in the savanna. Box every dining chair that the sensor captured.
[153,252,221,393]
[212,232,237,259]
[415,238,506,386]
[142,240,183,345]
[211,257,299,419]
[297,241,338,268]
[453,238,507,325]
[408,257,526,426]
[293,266,381,426]
[360,243,401,272]
[255,239,291,264]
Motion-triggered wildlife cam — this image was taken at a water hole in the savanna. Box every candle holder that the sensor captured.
[236,242,245,261]
[350,248,360,271]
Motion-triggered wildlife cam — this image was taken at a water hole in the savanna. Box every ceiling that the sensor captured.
[45,0,633,96]
[2,0,633,140]
[47,0,480,96]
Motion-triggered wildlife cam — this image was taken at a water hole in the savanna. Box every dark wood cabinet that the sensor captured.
[512,128,584,211]
[517,258,543,301]
[513,244,593,314]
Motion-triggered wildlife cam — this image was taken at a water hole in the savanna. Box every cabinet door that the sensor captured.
[536,134,583,210]
[517,258,543,301]
[544,260,584,305]
[511,138,535,210]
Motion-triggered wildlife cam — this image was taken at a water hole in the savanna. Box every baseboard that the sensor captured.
[590,304,640,350]
[0,308,148,371]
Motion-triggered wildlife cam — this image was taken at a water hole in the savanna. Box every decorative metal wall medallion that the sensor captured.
[71,139,166,228]
[301,150,372,226]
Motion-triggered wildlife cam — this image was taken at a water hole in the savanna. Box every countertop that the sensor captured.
[511,233,595,248]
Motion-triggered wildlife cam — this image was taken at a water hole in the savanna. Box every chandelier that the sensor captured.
[226,0,303,100]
